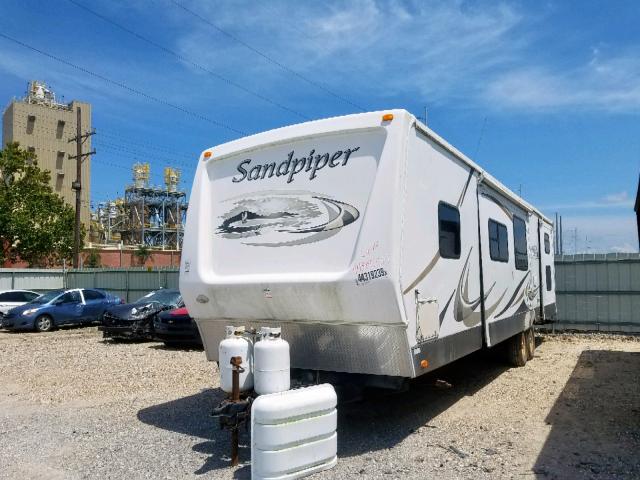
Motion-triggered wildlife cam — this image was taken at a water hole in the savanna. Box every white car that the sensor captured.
[0,290,40,317]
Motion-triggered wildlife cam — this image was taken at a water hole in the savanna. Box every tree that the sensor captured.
[134,244,152,266]
[85,249,101,268]
[0,142,80,267]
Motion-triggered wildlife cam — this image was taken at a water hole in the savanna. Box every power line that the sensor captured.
[169,0,367,112]
[94,142,196,170]
[0,32,247,136]
[7,124,194,173]
[98,131,197,157]
[92,139,194,162]
[66,0,311,121]
[10,120,197,160]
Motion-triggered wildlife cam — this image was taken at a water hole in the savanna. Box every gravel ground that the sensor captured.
[0,328,639,479]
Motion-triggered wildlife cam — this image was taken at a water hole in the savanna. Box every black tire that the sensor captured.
[506,331,527,367]
[34,314,54,332]
[525,328,535,360]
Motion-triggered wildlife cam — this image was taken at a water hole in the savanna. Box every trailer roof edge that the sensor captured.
[413,119,551,224]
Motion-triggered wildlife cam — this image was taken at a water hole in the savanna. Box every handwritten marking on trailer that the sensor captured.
[232,147,360,184]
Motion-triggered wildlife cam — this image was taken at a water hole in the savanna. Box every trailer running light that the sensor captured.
[382,113,394,122]
[204,151,212,158]
[420,359,429,369]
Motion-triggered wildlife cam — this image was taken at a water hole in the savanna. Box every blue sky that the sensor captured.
[0,0,638,252]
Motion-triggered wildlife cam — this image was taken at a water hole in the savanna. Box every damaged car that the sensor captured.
[100,289,183,340]
[154,307,202,347]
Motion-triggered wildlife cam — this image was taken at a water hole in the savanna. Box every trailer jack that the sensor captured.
[212,356,252,466]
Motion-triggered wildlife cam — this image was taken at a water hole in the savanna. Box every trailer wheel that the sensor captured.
[506,332,527,367]
[525,328,535,360]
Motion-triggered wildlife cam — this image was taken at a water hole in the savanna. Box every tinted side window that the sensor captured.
[513,216,528,271]
[61,291,81,303]
[438,202,461,259]
[544,233,550,254]
[488,219,508,262]
[546,265,552,291]
[23,292,39,301]
[3,292,27,302]
[0,292,12,301]
[83,290,105,300]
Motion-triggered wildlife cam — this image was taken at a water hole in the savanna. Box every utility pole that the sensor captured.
[68,106,95,268]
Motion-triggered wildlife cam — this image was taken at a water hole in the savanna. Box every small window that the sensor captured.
[83,289,105,301]
[56,120,65,139]
[56,151,65,170]
[544,233,550,254]
[26,115,35,134]
[513,216,528,271]
[488,219,508,262]
[438,202,461,259]
[545,266,552,291]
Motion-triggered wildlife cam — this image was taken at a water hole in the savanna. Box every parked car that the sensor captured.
[1,288,122,332]
[154,307,202,347]
[100,289,183,340]
[0,290,40,319]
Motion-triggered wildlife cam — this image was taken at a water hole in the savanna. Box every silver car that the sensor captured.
[0,290,40,318]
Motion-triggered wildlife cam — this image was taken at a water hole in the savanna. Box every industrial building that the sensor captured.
[91,163,187,250]
[2,81,92,233]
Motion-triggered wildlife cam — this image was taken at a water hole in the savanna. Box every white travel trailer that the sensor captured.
[180,110,556,385]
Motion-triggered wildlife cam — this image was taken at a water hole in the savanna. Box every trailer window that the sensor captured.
[513,216,528,270]
[438,202,460,259]
[546,265,552,291]
[488,219,508,262]
[544,233,550,254]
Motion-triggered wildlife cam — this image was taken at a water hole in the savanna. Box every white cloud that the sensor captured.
[542,191,634,211]
[557,214,638,254]
[484,49,640,112]
[172,0,640,113]
[603,191,629,204]
[173,0,526,103]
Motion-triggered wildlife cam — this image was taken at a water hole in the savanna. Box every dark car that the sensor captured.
[154,307,202,347]
[100,289,183,340]
[1,288,122,332]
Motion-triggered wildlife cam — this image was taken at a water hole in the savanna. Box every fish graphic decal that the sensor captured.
[216,191,360,246]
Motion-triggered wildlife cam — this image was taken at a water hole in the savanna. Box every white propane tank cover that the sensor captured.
[219,326,254,393]
[254,327,290,395]
[251,384,338,480]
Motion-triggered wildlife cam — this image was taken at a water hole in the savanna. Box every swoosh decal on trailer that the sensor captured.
[457,169,474,207]
[216,191,360,246]
[402,251,441,295]
[289,197,359,233]
[439,290,455,326]
[433,247,492,328]
[484,288,509,319]
[492,272,531,319]
[454,247,495,327]
[481,193,513,220]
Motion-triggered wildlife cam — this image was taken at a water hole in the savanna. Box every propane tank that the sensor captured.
[219,326,253,393]
[254,327,290,395]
